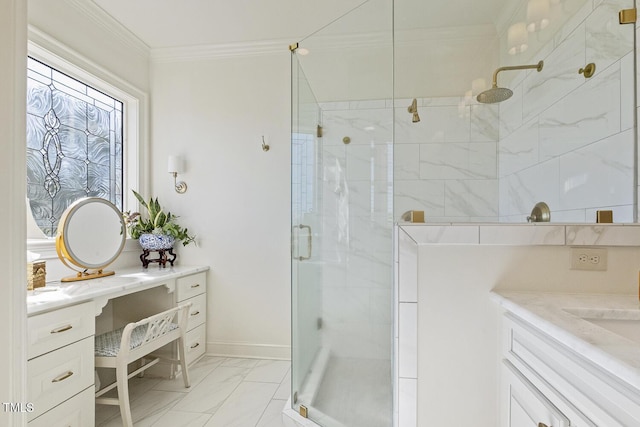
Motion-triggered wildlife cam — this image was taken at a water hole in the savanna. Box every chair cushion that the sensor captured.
[95,322,179,357]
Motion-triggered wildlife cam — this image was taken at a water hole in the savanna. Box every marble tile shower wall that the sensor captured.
[322,97,501,223]
[499,0,635,223]
[394,97,500,222]
[321,1,637,226]
[319,103,393,360]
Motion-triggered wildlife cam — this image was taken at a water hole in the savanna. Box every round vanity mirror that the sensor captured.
[56,197,126,282]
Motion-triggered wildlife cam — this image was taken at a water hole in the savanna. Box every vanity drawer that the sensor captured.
[28,386,94,426]
[504,315,636,426]
[176,272,206,302]
[27,337,93,421]
[185,293,207,331]
[27,301,95,360]
[185,323,206,365]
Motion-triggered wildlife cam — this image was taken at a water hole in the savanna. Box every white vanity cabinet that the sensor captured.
[26,265,210,426]
[500,313,640,427]
[94,270,208,377]
[501,359,570,427]
[176,271,207,365]
[27,301,95,424]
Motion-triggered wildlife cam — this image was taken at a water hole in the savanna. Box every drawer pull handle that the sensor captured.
[190,283,200,288]
[538,423,550,427]
[191,311,200,316]
[52,371,74,383]
[51,325,73,334]
[190,342,200,349]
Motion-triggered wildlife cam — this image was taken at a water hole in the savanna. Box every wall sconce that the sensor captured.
[527,0,550,32]
[507,22,529,55]
[168,155,187,194]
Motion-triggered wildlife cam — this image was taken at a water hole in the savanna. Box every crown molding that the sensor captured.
[58,1,499,64]
[150,38,293,63]
[150,25,497,64]
[63,0,150,59]
[395,24,496,43]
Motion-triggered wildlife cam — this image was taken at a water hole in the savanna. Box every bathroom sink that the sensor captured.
[563,308,640,345]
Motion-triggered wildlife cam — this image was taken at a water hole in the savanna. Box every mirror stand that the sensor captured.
[61,269,115,283]
[56,197,126,282]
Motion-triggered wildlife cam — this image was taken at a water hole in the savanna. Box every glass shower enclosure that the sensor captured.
[291,0,638,425]
[290,0,394,426]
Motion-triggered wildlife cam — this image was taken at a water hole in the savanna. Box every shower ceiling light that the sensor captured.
[297,47,310,56]
[464,89,473,104]
[471,78,486,95]
[527,0,550,32]
[507,22,529,55]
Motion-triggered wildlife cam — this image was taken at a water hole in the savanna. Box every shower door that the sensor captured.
[290,1,394,426]
[291,50,324,421]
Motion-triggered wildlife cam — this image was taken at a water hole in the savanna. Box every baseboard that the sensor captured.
[207,341,290,360]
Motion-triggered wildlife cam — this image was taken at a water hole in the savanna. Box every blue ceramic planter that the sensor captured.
[138,233,175,250]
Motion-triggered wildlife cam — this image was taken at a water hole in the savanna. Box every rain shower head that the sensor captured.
[476,60,544,104]
[476,87,513,104]
[408,98,420,123]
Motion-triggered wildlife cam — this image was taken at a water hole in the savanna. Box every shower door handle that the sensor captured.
[292,224,312,261]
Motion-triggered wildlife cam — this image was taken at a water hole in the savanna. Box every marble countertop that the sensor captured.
[491,290,640,391]
[27,265,209,316]
[399,223,640,246]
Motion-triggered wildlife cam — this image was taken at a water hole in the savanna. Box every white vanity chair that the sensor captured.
[94,303,192,427]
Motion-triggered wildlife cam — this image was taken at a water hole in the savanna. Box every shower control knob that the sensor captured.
[527,201,550,222]
[579,63,596,78]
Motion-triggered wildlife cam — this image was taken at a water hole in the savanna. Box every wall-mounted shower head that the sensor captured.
[476,60,544,104]
[477,87,514,104]
[408,98,420,123]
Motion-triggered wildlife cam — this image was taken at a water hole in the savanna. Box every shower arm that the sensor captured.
[491,60,544,87]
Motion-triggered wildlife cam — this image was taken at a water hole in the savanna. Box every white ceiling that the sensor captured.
[90,0,510,50]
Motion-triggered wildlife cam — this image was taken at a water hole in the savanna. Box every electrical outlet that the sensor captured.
[571,247,607,271]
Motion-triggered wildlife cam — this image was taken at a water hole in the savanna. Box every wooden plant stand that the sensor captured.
[140,248,176,268]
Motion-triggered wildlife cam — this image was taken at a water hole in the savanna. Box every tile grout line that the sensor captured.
[252,375,288,427]
[97,357,291,426]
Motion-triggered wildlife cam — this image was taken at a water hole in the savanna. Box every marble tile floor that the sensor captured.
[96,356,291,427]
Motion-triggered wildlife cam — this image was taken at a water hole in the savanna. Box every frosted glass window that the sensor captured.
[291,132,315,215]
[26,57,123,237]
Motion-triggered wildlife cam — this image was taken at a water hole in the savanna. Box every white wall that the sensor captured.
[416,243,640,427]
[0,1,27,425]
[23,1,293,361]
[150,53,292,359]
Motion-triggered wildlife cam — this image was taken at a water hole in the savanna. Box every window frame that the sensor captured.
[26,37,148,259]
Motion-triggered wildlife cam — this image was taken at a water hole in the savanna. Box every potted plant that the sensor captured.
[123,190,196,250]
